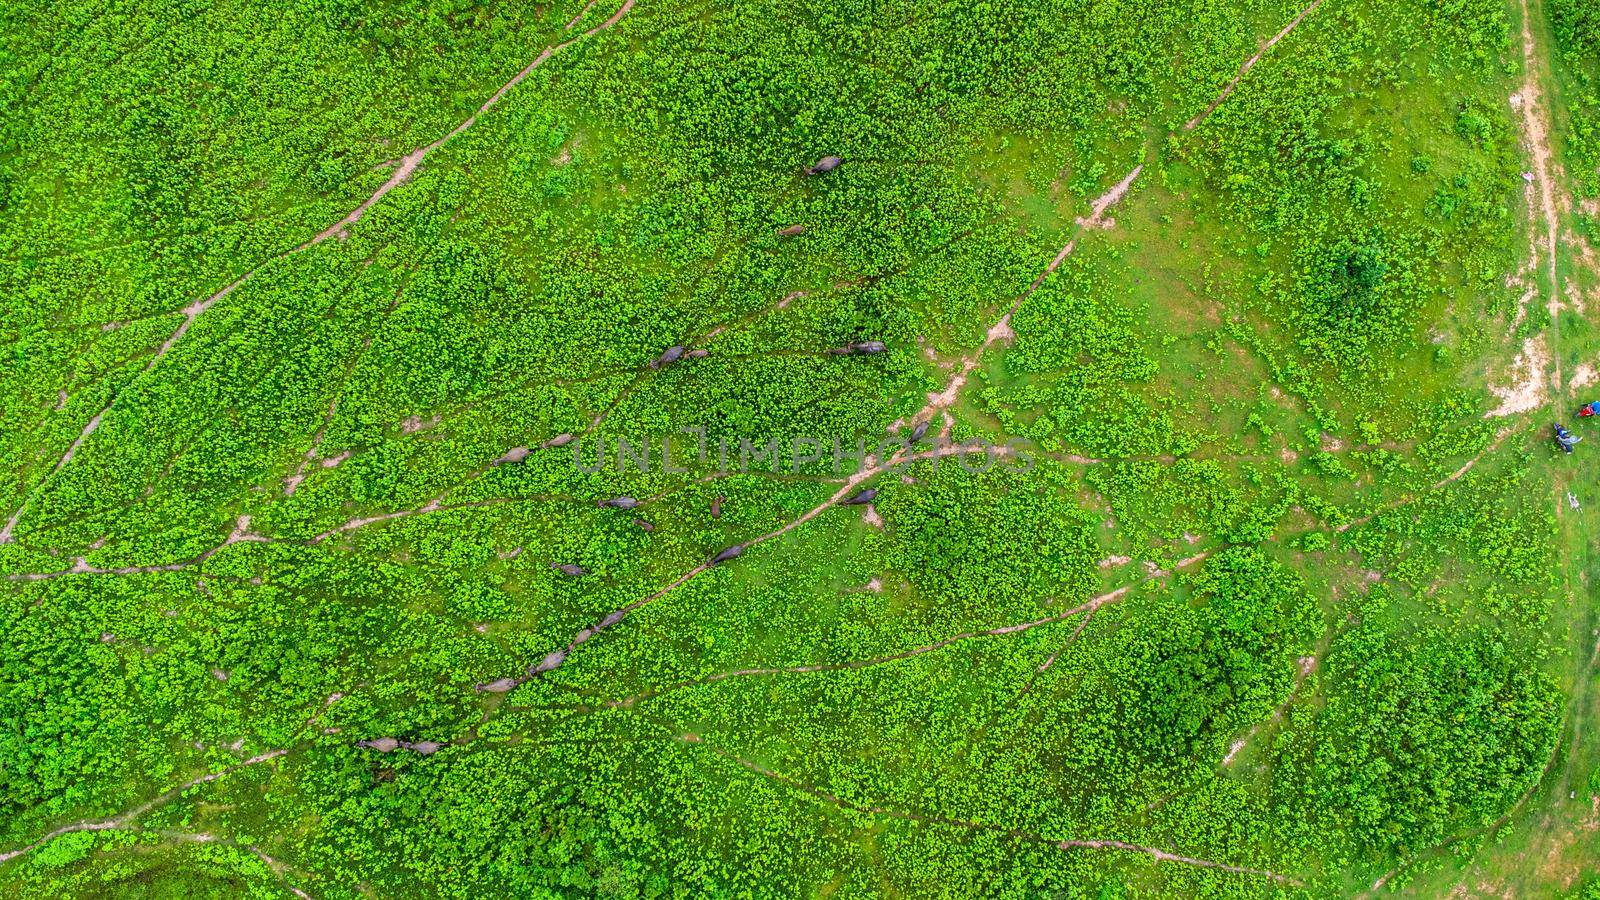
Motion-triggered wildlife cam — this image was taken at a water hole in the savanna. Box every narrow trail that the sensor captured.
[506,162,1151,685]
[564,0,602,30]
[0,0,636,547]
[0,750,286,865]
[303,0,635,249]
[9,2,1326,880]
[683,734,1298,886]
[1,492,590,582]
[309,496,549,543]
[1362,6,1578,891]
[1361,728,1564,896]
[1334,427,1513,533]
[915,164,1143,428]
[946,605,1106,770]
[249,846,316,900]
[0,275,254,545]
[1518,0,1564,343]
[600,554,1207,709]
[1221,655,1316,766]
[1490,0,1567,410]
[0,694,344,866]
[4,515,267,582]
[56,825,319,899]
[283,396,345,497]
[1182,0,1327,131]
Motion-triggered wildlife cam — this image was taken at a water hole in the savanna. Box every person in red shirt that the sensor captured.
[1581,401,1600,417]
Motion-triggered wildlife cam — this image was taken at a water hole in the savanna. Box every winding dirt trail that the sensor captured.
[0,274,256,545]
[1,491,590,582]
[1519,0,1563,337]
[303,0,635,248]
[1182,0,1327,131]
[601,553,1208,709]
[916,165,1143,426]
[0,1,635,548]
[504,442,1034,686]
[3,515,267,582]
[683,734,1297,885]
[1334,427,1513,533]
[0,750,286,865]
[0,693,344,866]
[249,846,316,900]
[1221,655,1316,766]
[1490,0,1568,410]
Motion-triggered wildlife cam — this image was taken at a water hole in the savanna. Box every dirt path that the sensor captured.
[600,553,1207,709]
[303,0,635,248]
[565,0,602,30]
[1,491,589,581]
[3,515,267,582]
[1519,0,1564,339]
[503,442,1028,686]
[1489,0,1568,410]
[1182,0,1327,131]
[1489,335,1554,416]
[0,693,343,867]
[1221,655,1315,766]
[0,750,286,865]
[1335,426,1513,533]
[0,2,635,548]
[916,164,1143,426]
[249,846,316,900]
[1362,725,1564,895]
[683,734,1297,885]
[0,272,258,545]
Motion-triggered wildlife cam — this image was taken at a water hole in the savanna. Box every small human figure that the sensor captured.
[1556,424,1580,453]
[1581,401,1600,418]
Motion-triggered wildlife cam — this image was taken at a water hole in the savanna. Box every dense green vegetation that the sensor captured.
[2,0,1593,895]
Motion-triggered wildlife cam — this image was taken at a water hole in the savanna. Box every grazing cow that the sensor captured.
[806,156,844,175]
[650,345,686,369]
[843,488,877,505]
[492,446,530,465]
[552,563,586,577]
[710,544,744,565]
[777,224,806,237]
[599,497,639,509]
[829,340,887,356]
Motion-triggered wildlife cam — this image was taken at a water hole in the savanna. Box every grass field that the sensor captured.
[4,0,1600,895]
